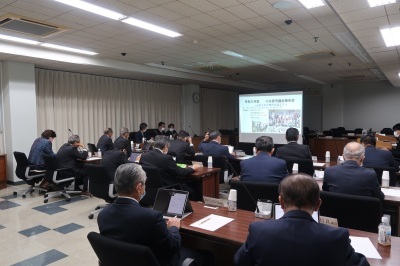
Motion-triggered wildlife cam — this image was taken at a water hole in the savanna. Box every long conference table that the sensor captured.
[181,201,399,266]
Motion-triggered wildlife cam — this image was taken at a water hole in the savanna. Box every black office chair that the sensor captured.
[13,151,47,198]
[230,180,279,211]
[42,154,81,203]
[87,143,98,153]
[194,155,228,183]
[366,166,397,187]
[381,128,394,136]
[319,191,382,233]
[140,166,164,207]
[354,128,363,135]
[84,164,117,219]
[284,158,314,176]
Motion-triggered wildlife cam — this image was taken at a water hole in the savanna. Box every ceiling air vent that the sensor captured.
[296,51,336,60]
[0,14,66,37]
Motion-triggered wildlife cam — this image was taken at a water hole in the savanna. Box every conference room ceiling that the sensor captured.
[0,0,399,92]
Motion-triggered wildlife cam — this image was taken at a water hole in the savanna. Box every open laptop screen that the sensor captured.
[153,189,192,218]
[274,204,319,222]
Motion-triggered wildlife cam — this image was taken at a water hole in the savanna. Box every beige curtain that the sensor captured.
[200,88,238,133]
[36,69,182,150]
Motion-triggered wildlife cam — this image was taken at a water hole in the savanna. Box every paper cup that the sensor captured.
[228,189,237,201]
[292,163,298,172]
[228,146,234,153]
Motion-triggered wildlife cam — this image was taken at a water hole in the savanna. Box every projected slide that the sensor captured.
[239,91,303,144]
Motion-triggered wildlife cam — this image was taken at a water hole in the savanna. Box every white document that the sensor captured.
[190,214,233,231]
[235,155,253,160]
[349,236,382,259]
[381,188,400,197]
[86,157,101,161]
[313,162,326,167]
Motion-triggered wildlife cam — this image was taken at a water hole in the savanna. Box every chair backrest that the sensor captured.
[319,191,382,233]
[284,158,314,176]
[140,166,164,207]
[230,180,279,211]
[367,166,396,187]
[42,154,74,184]
[14,151,30,179]
[85,164,116,202]
[354,128,363,134]
[87,143,98,153]
[87,232,160,266]
[42,153,58,177]
[381,128,394,136]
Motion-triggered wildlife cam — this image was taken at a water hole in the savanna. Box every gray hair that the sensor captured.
[209,130,221,140]
[120,127,129,136]
[68,135,80,144]
[114,164,147,195]
[343,142,365,161]
[154,135,170,149]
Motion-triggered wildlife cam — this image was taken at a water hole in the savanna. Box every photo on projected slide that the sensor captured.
[268,110,301,133]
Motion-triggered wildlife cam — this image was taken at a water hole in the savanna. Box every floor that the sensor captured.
[0,183,104,265]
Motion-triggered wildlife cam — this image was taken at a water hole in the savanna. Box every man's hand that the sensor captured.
[167,217,181,229]
[187,136,193,144]
[190,165,199,171]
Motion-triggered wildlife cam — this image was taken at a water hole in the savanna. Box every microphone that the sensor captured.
[188,125,196,137]
[222,156,260,214]
[68,128,74,135]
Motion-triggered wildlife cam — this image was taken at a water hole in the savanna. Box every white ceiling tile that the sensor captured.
[208,9,241,23]
[245,0,280,16]
[245,16,274,29]
[284,8,314,21]
[340,6,386,24]
[183,0,220,12]
[212,0,242,8]
[229,20,258,32]
[225,5,259,19]
[162,2,201,16]
[346,17,389,31]
[191,13,224,26]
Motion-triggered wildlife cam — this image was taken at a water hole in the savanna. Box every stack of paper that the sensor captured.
[190,214,233,231]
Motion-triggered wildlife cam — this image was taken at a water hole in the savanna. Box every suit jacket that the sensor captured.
[113,136,132,157]
[100,149,132,180]
[323,160,384,201]
[234,210,368,266]
[28,137,55,167]
[201,141,234,159]
[240,152,288,184]
[97,134,113,153]
[134,131,145,143]
[166,130,177,138]
[275,142,312,160]
[155,129,166,135]
[198,140,209,153]
[140,149,194,186]
[363,146,399,171]
[57,143,88,177]
[98,197,181,266]
[168,139,195,163]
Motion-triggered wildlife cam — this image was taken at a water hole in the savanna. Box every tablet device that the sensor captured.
[153,188,193,219]
[274,203,319,222]
[142,142,152,150]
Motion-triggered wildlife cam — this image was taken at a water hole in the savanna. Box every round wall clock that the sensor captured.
[192,92,200,103]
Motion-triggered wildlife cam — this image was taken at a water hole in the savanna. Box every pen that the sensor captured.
[200,217,211,224]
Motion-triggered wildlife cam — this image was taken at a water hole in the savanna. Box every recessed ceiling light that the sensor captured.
[221,50,287,71]
[380,26,400,47]
[0,34,40,45]
[367,0,396,7]
[53,0,125,20]
[294,74,326,84]
[272,1,294,9]
[298,0,325,9]
[40,43,97,55]
[121,18,182,38]
[398,72,400,78]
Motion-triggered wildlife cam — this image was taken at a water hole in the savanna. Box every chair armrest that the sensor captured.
[108,184,118,198]
[181,258,195,266]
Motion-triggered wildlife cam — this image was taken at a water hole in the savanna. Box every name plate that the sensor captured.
[203,196,228,207]
[319,216,338,227]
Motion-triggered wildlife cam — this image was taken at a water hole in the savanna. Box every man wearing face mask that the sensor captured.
[392,123,400,159]
[201,130,235,159]
[155,121,166,136]
[139,136,199,198]
[100,140,133,181]
[97,163,182,265]
[166,123,178,139]
[134,123,148,143]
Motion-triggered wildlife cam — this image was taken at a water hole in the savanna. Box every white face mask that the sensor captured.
[169,128,174,132]
[395,131,399,137]
[161,127,165,131]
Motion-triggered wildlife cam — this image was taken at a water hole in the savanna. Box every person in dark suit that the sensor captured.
[113,127,132,158]
[139,136,199,198]
[323,142,384,201]
[234,173,368,266]
[276,127,312,160]
[100,140,132,180]
[97,163,181,266]
[134,123,147,143]
[198,131,210,152]
[391,123,400,159]
[201,130,234,159]
[57,135,89,194]
[165,123,178,139]
[96,128,114,154]
[155,121,166,136]
[168,130,195,163]
[240,136,288,184]
[361,135,399,171]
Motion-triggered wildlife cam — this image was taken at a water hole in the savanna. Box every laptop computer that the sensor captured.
[129,153,141,162]
[274,203,319,222]
[153,188,193,219]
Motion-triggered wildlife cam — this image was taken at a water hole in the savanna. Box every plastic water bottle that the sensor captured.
[97,149,102,158]
[207,156,213,168]
[131,141,134,151]
[253,147,257,156]
[378,216,391,246]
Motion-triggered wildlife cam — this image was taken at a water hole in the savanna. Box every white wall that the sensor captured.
[303,89,323,132]
[182,84,201,136]
[322,83,344,130]
[1,61,37,182]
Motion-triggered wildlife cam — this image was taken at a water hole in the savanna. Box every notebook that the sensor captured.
[153,188,193,219]
[274,203,319,222]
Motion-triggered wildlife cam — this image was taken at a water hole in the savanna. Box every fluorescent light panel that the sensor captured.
[368,0,396,7]
[145,63,224,78]
[295,74,326,84]
[221,50,287,71]
[370,68,387,80]
[298,0,325,9]
[334,32,371,63]
[122,18,182,38]
[0,34,40,45]
[380,26,400,47]
[398,72,400,78]
[53,0,125,20]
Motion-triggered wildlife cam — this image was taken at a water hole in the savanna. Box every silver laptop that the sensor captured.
[153,188,193,219]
